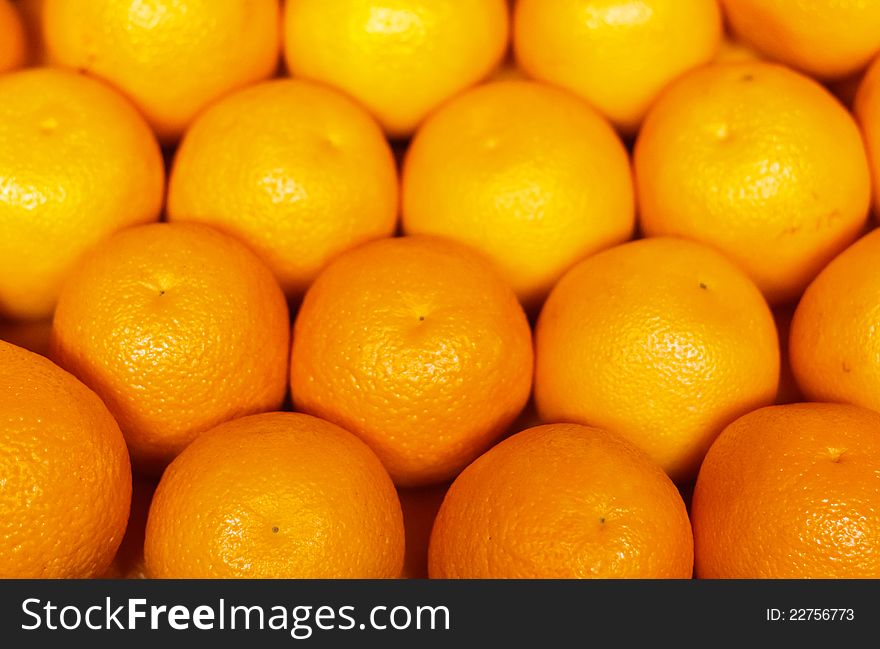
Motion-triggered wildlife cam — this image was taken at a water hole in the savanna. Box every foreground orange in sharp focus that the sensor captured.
[145,412,405,579]
[0,340,131,578]
[429,423,694,578]
[693,403,880,578]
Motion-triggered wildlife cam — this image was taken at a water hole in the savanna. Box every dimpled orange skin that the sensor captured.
[0,0,25,72]
[635,62,871,305]
[693,403,880,578]
[42,0,280,143]
[168,79,398,300]
[514,0,721,134]
[50,223,290,472]
[402,80,634,310]
[0,68,163,321]
[721,0,880,80]
[283,0,509,138]
[0,340,131,578]
[291,236,533,487]
[145,412,405,579]
[429,423,694,579]
[789,230,880,413]
[856,55,880,216]
[535,237,779,483]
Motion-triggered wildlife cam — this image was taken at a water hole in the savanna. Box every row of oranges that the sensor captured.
[3,0,880,579]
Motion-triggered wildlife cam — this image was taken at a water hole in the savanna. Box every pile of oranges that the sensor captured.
[3,0,880,580]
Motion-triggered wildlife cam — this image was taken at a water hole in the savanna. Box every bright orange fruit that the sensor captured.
[635,62,871,305]
[0,340,131,578]
[168,79,398,299]
[429,423,694,578]
[514,0,721,134]
[42,0,281,142]
[721,0,880,79]
[145,412,405,578]
[402,80,634,310]
[855,54,880,216]
[0,68,163,320]
[291,236,533,487]
[0,0,25,72]
[535,237,779,483]
[693,403,880,578]
[51,223,290,472]
[283,0,509,137]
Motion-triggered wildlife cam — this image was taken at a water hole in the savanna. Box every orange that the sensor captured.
[291,236,533,487]
[50,223,289,472]
[145,412,404,578]
[856,54,880,215]
[790,229,880,413]
[0,68,163,320]
[0,340,131,578]
[283,0,509,137]
[513,0,721,134]
[635,62,871,305]
[693,403,880,578]
[402,80,634,310]
[399,482,449,579]
[429,423,694,578]
[535,237,779,483]
[0,0,25,72]
[102,473,157,579]
[14,0,45,65]
[168,79,398,299]
[42,0,281,142]
[721,0,880,80]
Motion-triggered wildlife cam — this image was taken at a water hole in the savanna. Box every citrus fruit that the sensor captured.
[513,0,722,134]
[42,0,281,142]
[402,80,634,310]
[721,0,880,80]
[713,34,763,64]
[168,79,398,299]
[290,236,533,487]
[635,62,871,305]
[283,0,509,137]
[790,229,880,412]
[429,423,694,578]
[855,54,880,215]
[144,412,404,578]
[0,318,52,358]
[0,0,25,72]
[0,67,163,321]
[50,223,289,472]
[0,340,131,578]
[535,237,779,483]
[693,403,880,578]
[399,482,449,579]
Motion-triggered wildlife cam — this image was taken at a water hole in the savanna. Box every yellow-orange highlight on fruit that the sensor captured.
[514,0,722,134]
[0,340,131,578]
[51,223,290,472]
[635,62,871,305]
[0,67,164,321]
[283,0,509,137]
[42,0,281,142]
[693,403,880,578]
[429,423,694,578]
[721,0,880,80]
[168,79,398,300]
[402,80,634,311]
[535,237,779,483]
[145,412,404,579]
[291,236,533,487]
